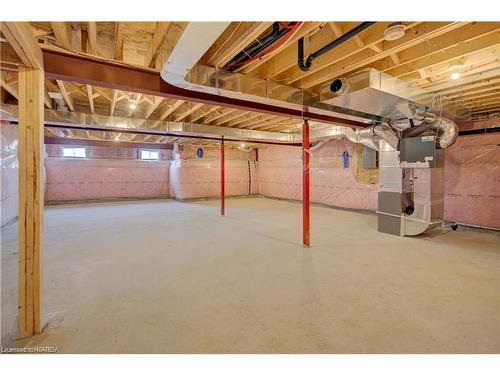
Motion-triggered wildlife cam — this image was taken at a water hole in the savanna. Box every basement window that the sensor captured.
[62,147,86,158]
[139,149,160,160]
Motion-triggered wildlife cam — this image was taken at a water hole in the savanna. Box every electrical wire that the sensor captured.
[226,22,303,70]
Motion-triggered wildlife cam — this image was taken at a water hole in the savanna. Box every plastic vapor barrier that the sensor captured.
[45,158,170,202]
[258,139,378,211]
[444,133,500,229]
[0,121,19,226]
[169,144,258,200]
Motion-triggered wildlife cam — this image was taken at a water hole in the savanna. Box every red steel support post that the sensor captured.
[302,119,310,247]
[221,137,225,216]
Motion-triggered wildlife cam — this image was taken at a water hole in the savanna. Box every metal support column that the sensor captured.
[302,119,310,247]
[221,136,225,216]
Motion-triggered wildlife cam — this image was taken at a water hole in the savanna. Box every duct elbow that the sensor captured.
[431,117,458,149]
[373,123,399,150]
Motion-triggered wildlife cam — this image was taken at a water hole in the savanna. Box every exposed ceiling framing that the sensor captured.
[2,21,500,143]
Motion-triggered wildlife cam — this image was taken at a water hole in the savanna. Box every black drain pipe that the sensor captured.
[298,22,376,71]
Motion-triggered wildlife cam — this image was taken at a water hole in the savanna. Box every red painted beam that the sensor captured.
[302,119,310,247]
[41,50,365,128]
[221,137,225,216]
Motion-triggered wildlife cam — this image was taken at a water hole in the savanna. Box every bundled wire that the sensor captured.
[224,22,303,71]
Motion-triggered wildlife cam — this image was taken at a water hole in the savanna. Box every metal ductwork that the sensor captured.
[0,104,361,146]
[160,22,378,127]
[323,69,461,237]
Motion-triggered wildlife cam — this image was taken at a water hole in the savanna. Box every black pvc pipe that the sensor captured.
[298,22,376,71]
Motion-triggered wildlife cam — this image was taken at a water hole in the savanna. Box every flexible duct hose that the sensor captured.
[372,123,399,150]
[430,117,458,149]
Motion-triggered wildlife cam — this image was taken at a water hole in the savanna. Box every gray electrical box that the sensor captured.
[400,135,437,167]
[362,145,378,168]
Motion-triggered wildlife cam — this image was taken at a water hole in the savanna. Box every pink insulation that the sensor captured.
[45,144,171,160]
[169,144,258,200]
[258,140,378,211]
[2,118,499,230]
[45,158,170,202]
[1,121,18,226]
[444,133,500,229]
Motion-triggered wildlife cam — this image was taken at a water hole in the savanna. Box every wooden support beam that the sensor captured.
[154,22,186,69]
[212,22,273,68]
[40,49,366,128]
[205,108,237,123]
[240,22,325,74]
[379,24,500,78]
[86,84,94,113]
[110,89,118,116]
[159,99,184,120]
[50,22,72,50]
[226,112,264,127]
[417,67,500,94]
[144,22,171,67]
[176,102,204,121]
[253,22,399,80]
[56,80,74,111]
[369,42,383,53]
[43,87,53,109]
[87,22,97,55]
[0,22,44,70]
[94,87,112,101]
[190,105,220,122]
[0,71,19,98]
[114,22,124,60]
[144,96,163,119]
[213,110,248,126]
[244,115,285,129]
[329,22,366,49]
[389,53,400,66]
[80,28,88,53]
[17,66,44,338]
[292,22,465,88]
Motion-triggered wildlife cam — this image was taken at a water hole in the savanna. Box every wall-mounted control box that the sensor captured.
[400,135,437,168]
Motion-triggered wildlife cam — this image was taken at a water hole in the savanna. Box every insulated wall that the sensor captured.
[258,139,378,211]
[44,145,171,202]
[258,134,500,229]
[444,132,500,229]
[0,121,18,226]
[169,144,258,200]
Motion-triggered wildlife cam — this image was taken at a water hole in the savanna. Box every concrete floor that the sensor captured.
[1,197,499,353]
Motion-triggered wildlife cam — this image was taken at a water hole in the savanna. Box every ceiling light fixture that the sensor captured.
[449,64,463,81]
[129,102,137,110]
[384,23,406,41]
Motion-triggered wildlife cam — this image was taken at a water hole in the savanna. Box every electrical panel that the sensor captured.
[362,144,378,168]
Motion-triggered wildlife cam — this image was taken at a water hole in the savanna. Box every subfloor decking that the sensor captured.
[1,197,499,353]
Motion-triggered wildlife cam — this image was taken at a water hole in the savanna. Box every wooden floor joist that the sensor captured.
[17,66,44,338]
